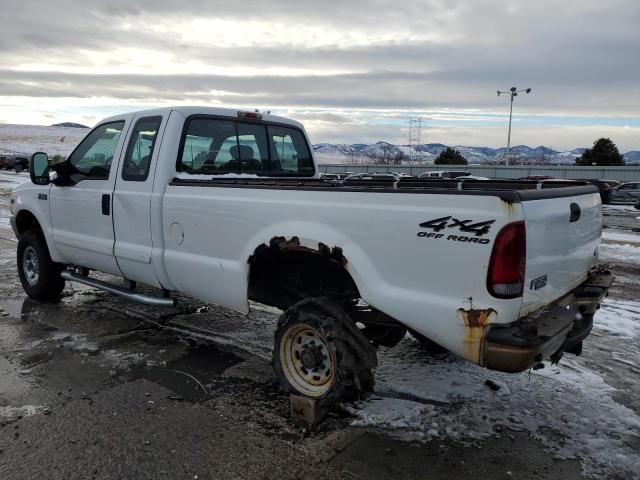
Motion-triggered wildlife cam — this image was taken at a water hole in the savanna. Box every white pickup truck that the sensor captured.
[10,106,613,404]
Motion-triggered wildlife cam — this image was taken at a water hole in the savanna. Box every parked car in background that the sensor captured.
[578,179,621,204]
[418,170,470,179]
[610,182,640,204]
[320,173,340,180]
[343,172,399,182]
[392,172,413,178]
[518,175,554,181]
[2,157,29,171]
[13,157,29,172]
[458,175,490,181]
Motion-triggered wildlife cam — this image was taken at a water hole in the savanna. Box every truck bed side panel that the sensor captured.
[160,186,524,363]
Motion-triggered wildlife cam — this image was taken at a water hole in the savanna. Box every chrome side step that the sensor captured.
[61,271,177,307]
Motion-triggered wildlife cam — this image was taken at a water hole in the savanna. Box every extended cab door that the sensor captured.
[49,120,128,275]
[112,114,166,286]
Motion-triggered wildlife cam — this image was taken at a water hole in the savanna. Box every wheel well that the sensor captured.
[248,236,360,310]
[15,210,42,236]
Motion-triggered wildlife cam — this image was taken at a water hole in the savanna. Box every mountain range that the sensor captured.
[51,122,89,129]
[313,142,640,165]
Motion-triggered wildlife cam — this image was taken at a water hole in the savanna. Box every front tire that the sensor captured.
[17,230,65,301]
[273,297,377,406]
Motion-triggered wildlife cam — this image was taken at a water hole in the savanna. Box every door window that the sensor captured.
[68,121,125,183]
[122,116,162,181]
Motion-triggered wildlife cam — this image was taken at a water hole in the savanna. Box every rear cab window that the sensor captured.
[178,116,314,177]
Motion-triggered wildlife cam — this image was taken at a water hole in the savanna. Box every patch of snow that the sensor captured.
[595,298,640,338]
[0,404,50,421]
[599,242,640,264]
[0,123,86,157]
[52,332,101,356]
[603,204,638,212]
[348,338,640,479]
[602,230,640,245]
[174,172,263,180]
[0,171,29,189]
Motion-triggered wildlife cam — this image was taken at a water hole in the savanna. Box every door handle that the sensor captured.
[102,194,110,216]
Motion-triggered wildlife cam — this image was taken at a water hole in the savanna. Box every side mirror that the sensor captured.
[30,152,50,185]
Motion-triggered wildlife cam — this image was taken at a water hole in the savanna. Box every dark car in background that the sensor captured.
[578,179,621,204]
[0,156,29,171]
[610,182,640,204]
[343,172,400,183]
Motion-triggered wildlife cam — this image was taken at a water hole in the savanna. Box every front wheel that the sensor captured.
[17,230,65,301]
[273,297,377,406]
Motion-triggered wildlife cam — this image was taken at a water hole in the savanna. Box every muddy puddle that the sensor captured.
[128,345,241,401]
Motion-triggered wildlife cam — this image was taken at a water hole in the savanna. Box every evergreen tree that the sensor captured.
[576,138,624,166]
[434,147,468,165]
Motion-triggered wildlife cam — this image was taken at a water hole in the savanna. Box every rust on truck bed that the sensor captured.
[457,307,497,364]
[248,236,358,310]
[268,236,347,266]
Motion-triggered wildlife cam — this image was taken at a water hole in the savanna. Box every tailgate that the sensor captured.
[520,189,601,314]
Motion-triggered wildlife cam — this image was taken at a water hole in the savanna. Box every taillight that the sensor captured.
[487,221,526,299]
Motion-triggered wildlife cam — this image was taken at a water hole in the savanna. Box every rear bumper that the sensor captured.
[484,268,614,373]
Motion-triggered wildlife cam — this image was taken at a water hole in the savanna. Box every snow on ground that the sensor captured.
[599,242,640,263]
[349,296,640,480]
[0,171,29,188]
[596,298,640,338]
[602,230,640,245]
[0,124,86,157]
[0,172,28,232]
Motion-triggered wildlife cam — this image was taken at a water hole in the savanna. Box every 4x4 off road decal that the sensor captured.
[417,216,496,244]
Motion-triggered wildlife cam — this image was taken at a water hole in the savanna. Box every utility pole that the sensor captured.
[407,117,423,165]
[497,87,532,165]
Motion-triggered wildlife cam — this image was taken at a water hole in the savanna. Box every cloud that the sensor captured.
[0,0,638,148]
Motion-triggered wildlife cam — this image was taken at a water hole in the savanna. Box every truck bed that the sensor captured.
[171,176,598,202]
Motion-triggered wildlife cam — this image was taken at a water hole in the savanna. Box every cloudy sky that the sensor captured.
[1,0,639,151]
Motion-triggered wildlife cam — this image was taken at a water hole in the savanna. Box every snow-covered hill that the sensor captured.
[0,124,88,158]
[313,142,640,165]
[1,123,637,165]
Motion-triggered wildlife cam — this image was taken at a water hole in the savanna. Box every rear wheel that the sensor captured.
[17,230,65,301]
[273,297,377,405]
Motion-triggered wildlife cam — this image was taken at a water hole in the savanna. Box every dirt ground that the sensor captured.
[0,173,638,480]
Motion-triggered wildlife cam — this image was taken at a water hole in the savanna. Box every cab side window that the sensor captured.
[178,117,314,176]
[122,116,162,181]
[68,121,125,183]
[268,126,313,174]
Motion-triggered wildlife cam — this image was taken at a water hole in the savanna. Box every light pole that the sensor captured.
[497,86,532,165]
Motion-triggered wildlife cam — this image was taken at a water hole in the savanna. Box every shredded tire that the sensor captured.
[273,297,378,406]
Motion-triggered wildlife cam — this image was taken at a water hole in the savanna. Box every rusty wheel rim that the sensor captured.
[279,324,335,397]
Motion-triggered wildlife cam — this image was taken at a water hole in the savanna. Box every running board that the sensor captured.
[60,271,177,307]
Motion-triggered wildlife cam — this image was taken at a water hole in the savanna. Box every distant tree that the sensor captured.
[576,138,624,166]
[392,151,408,164]
[434,147,468,165]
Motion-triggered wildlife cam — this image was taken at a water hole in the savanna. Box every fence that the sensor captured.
[318,164,640,182]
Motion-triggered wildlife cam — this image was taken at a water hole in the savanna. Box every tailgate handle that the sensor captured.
[570,203,581,222]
